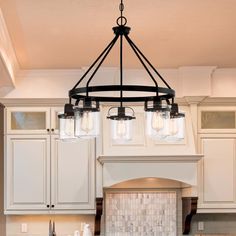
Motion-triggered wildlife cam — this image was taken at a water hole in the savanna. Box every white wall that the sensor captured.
[1,66,236,100]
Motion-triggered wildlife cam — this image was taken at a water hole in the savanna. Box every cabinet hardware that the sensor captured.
[51,128,54,132]
[51,205,55,208]
[47,128,50,132]
[47,205,50,208]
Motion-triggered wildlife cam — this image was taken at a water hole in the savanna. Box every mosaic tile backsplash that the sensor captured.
[105,191,177,236]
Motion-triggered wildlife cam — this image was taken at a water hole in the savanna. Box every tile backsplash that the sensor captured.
[105,191,177,236]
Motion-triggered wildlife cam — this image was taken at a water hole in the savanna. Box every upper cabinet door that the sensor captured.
[198,106,236,133]
[50,107,64,135]
[5,135,51,211]
[51,136,95,210]
[6,107,51,134]
[198,134,236,211]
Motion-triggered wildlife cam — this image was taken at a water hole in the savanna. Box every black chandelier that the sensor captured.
[59,0,185,143]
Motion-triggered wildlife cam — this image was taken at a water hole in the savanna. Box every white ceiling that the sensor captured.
[1,0,236,69]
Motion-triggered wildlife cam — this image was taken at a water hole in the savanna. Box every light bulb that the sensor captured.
[81,111,94,133]
[169,118,179,135]
[152,112,164,131]
[116,120,127,137]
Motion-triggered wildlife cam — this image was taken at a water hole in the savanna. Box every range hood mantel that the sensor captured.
[98,154,203,191]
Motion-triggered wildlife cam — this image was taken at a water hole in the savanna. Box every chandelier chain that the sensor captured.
[119,0,124,17]
[117,0,127,26]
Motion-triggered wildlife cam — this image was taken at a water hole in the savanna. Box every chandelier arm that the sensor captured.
[71,35,119,90]
[124,34,159,96]
[125,35,172,90]
[85,34,119,97]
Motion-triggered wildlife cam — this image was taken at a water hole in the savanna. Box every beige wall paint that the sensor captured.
[191,214,236,235]
[6,215,94,236]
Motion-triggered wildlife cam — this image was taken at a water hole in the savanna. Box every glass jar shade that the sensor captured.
[146,109,170,140]
[74,110,100,138]
[165,116,185,141]
[110,119,133,143]
[169,117,179,136]
[58,115,75,140]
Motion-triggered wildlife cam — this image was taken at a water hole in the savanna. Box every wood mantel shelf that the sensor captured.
[98,155,203,164]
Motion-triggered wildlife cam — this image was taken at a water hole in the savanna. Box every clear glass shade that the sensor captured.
[110,119,133,143]
[165,116,185,141]
[59,115,76,141]
[146,109,185,141]
[146,109,170,140]
[74,110,100,138]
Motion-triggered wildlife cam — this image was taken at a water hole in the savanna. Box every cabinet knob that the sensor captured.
[46,205,50,208]
[51,128,54,132]
[51,205,55,208]
[47,128,50,132]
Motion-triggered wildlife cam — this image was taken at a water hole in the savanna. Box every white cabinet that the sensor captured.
[6,107,51,134]
[6,135,50,211]
[5,107,96,214]
[102,105,196,156]
[198,107,236,212]
[6,107,62,135]
[51,136,95,210]
[198,106,236,134]
[198,135,236,212]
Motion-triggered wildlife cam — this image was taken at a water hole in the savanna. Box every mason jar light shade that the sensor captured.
[107,106,135,144]
[165,116,185,141]
[145,104,170,140]
[58,113,75,141]
[110,119,133,143]
[74,109,100,138]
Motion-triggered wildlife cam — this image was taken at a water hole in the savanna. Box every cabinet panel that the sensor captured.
[198,107,236,133]
[201,138,235,202]
[201,111,235,129]
[51,137,95,210]
[50,107,63,135]
[6,135,50,210]
[103,105,195,156]
[6,107,50,134]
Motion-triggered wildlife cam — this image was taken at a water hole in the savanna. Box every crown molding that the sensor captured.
[200,97,236,106]
[0,98,67,107]
[184,96,207,105]
[0,9,19,95]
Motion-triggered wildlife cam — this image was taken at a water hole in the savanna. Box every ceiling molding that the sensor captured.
[0,8,19,95]
[200,97,236,106]
[0,98,67,107]
[184,96,207,105]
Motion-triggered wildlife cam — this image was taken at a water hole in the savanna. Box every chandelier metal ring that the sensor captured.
[69,85,175,102]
